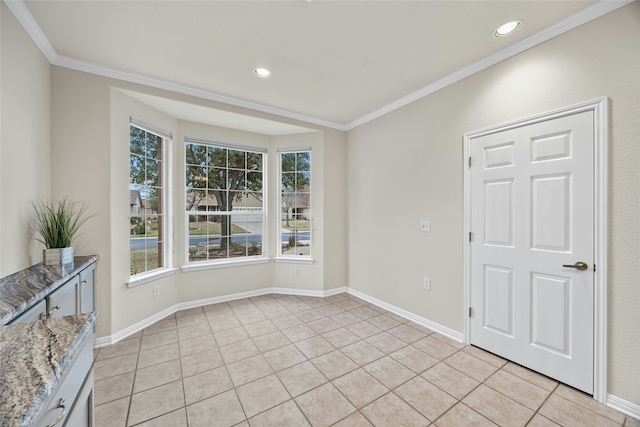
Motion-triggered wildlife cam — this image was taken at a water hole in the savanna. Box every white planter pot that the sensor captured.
[43,247,75,267]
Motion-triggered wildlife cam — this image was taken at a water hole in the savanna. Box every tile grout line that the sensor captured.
[94,293,629,427]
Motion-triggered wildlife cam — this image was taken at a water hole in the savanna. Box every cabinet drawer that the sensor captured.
[48,276,79,318]
[9,300,46,324]
[79,265,95,314]
[36,334,94,427]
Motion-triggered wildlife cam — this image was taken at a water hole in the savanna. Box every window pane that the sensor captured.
[227,169,245,191]
[130,228,146,275]
[282,192,297,214]
[281,153,296,172]
[246,171,262,192]
[228,149,246,169]
[187,166,207,188]
[186,143,207,166]
[246,192,263,212]
[281,172,296,192]
[247,152,263,171]
[146,194,160,215]
[130,154,145,184]
[208,167,226,189]
[146,159,159,186]
[146,135,160,158]
[296,152,311,171]
[228,169,247,190]
[130,127,145,155]
[295,171,310,191]
[208,147,227,168]
[230,215,248,258]
[188,215,205,261]
[186,189,205,211]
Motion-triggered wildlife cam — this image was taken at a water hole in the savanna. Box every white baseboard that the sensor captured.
[608,394,640,421]
[95,285,349,347]
[347,288,464,343]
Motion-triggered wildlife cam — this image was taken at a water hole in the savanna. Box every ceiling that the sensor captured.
[11,0,623,132]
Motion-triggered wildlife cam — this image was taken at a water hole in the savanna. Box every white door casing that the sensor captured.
[463,98,608,401]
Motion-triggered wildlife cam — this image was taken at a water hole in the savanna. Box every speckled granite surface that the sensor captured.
[0,255,98,325]
[0,312,97,426]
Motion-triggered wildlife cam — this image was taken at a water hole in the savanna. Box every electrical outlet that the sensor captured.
[420,221,431,232]
[423,277,431,291]
[294,267,301,276]
[153,286,160,297]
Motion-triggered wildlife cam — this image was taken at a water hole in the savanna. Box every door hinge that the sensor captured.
[469,232,472,242]
[468,156,472,168]
[468,307,472,317]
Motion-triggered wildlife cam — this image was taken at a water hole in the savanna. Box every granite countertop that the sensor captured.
[0,312,97,426]
[0,255,98,325]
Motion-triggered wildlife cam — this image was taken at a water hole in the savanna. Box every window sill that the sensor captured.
[274,257,314,265]
[181,257,271,272]
[127,268,178,288]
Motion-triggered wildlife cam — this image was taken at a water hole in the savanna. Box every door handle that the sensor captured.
[562,261,588,271]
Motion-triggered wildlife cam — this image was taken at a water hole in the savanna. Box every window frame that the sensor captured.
[184,138,267,266]
[277,148,312,260]
[128,121,173,285]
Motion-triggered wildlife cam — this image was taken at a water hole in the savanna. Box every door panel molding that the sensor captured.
[463,97,608,402]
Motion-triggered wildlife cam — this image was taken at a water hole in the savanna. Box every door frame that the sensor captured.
[462,97,608,403]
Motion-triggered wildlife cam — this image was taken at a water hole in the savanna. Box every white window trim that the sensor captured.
[181,257,270,272]
[274,257,314,265]
[127,267,178,288]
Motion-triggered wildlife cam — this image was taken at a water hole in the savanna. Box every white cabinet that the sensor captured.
[35,331,94,427]
[63,370,95,427]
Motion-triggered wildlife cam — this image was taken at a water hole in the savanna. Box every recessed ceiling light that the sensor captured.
[495,20,522,37]
[254,67,271,78]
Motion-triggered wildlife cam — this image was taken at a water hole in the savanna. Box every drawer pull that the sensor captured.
[46,305,61,318]
[46,398,67,427]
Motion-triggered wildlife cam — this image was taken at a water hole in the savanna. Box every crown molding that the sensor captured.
[5,0,632,133]
[4,0,346,131]
[344,0,634,130]
[53,55,348,131]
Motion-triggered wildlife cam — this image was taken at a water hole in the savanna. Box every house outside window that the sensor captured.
[185,139,265,263]
[129,122,169,277]
[279,150,311,258]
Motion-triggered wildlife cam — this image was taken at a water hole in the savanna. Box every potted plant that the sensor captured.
[31,198,94,267]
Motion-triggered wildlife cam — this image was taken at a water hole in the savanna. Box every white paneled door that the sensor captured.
[469,110,594,394]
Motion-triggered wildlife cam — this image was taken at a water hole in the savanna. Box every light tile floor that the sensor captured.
[93,293,638,427]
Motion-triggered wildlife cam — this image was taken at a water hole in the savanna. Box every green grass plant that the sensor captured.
[32,198,94,248]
